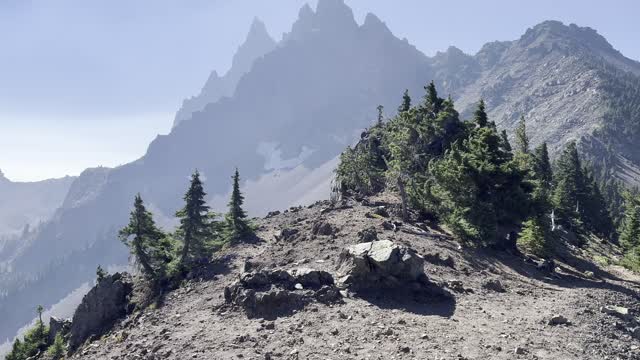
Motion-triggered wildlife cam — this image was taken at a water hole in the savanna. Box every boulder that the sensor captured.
[337,240,426,289]
[312,221,336,236]
[275,228,299,242]
[337,240,447,299]
[482,279,506,293]
[69,273,133,350]
[357,227,378,242]
[548,315,569,326]
[225,268,340,318]
[48,316,71,343]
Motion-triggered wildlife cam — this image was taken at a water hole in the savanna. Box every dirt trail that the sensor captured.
[71,194,640,360]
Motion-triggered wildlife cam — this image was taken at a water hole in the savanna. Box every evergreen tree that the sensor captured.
[6,308,50,360]
[428,106,528,244]
[376,105,384,124]
[47,333,66,359]
[6,339,24,360]
[398,89,411,113]
[176,170,211,268]
[473,99,488,128]
[119,194,171,280]
[532,143,553,186]
[552,141,585,226]
[96,264,107,282]
[500,130,512,152]
[620,192,640,250]
[582,169,615,237]
[514,116,529,154]
[225,168,252,241]
[422,81,443,117]
[517,217,549,257]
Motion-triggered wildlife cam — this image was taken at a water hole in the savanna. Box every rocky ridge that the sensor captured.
[65,193,640,360]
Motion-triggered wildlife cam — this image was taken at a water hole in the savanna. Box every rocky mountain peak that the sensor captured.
[519,20,616,54]
[230,17,276,70]
[315,0,356,25]
[361,12,392,36]
[286,0,357,41]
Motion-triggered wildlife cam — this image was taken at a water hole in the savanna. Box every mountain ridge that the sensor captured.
[2,0,640,349]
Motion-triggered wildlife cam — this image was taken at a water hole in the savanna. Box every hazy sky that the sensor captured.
[1,0,638,181]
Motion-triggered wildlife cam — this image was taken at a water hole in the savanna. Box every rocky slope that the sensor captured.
[67,193,640,359]
[450,21,640,185]
[3,0,640,348]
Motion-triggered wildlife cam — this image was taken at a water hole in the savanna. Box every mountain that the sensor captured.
[0,170,74,239]
[450,21,640,186]
[2,0,640,348]
[172,17,276,128]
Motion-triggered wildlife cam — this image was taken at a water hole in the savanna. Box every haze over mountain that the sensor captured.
[173,17,277,128]
[0,170,74,238]
[2,0,640,351]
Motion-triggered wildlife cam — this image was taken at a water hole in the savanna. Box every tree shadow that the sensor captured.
[351,285,456,317]
[466,246,640,301]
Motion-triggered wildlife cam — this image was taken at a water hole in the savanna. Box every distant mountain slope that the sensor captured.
[451,21,640,186]
[2,0,640,347]
[172,18,276,128]
[0,170,74,238]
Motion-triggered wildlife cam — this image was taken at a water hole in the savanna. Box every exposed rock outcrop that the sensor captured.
[48,316,71,344]
[224,268,341,319]
[336,240,448,299]
[69,273,133,350]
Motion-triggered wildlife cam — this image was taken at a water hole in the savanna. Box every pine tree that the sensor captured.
[47,333,66,359]
[422,80,443,117]
[500,130,512,152]
[6,338,24,360]
[473,99,488,128]
[428,106,528,244]
[176,170,211,268]
[398,89,411,113]
[225,168,252,241]
[36,305,44,332]
[517,217,549,257]
[532,142,553,186]
[376,105,384,124]
[552,141,585,226]
[582,169,615,237]
[514,116,529,154]
[120,194,171,280]
[96,264,107,282]
[620,193,640,250]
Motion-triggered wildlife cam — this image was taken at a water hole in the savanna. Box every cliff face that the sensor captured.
[3,1,640,348]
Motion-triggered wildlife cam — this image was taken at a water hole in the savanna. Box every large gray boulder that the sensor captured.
[336,240,448,300]
[69,273,133,350]
[337,240,426,289]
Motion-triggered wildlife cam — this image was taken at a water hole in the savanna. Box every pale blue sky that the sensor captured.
[1,0,638,181]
